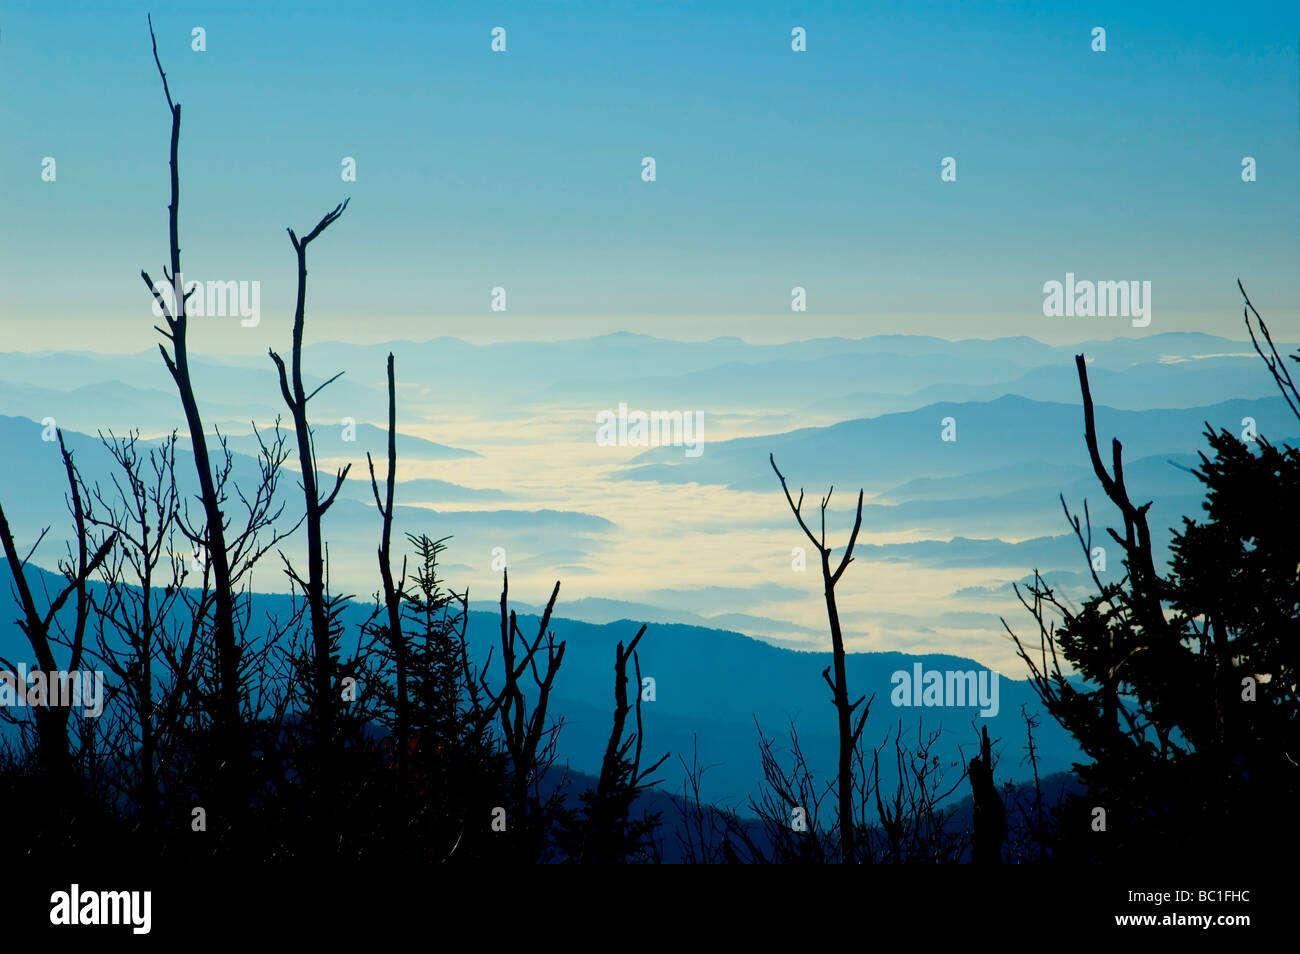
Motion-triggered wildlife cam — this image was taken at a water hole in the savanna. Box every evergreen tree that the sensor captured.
[1010,351,1300,863]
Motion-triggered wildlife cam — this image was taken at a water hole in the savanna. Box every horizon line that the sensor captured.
[0,326,1276,359]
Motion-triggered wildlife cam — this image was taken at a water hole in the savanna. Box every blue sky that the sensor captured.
[1,0,1297,351]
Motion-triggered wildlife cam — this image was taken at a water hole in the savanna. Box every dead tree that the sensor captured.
[1240,279,1300,424]
[79,430,190,825]
[1006,354,1212,857]
[968,725,1005,864]
[477,572,567,860]
[1071,355,1192,762]
[268,199,351,744]
[0,432,115,775]
[366,353,409,792]
[770,453,871,863]
[674,735,751,864]
[866,719,968,863]
[1021,704,1046,862]
[1076,355,1169,650]
[750,716,839,862]
[568,626,669,862]
[138,15,240,746]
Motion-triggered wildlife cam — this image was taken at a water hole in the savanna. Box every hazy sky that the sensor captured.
[2,0,1297,354]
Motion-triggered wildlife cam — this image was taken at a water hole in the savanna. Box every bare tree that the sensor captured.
[675,735,745,863]
[1020,704,1046,862]
[770,453,871,863]
[77,430,190,826]
[366,353,409,792]
[0,432,115,775]
[1006,357,1178,767]
[1240,279,1300,423]
[865,719,968,863]
[476,572,567,860]
[968,724,1005,863]
[138,16,241,746]
[749,716,839,862]
[268,199,351,745]
[1075,355,1170,658]
[565,626,669,862]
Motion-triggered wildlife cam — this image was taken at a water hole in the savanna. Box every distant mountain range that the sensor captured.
[623,393,1297,493]
[1,331,1285,436]
[0,559,1083,811]
[1,328,1285,815]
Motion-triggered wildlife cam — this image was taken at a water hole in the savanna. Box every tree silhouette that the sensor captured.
[139,16,242,758]
[557,626,668,863]
[0,433,115,776]
[268,200,352,749]
[1007,296,1300,862]
[770,454,872,863]
[866,719,969,863]
[475,573,568,860]
[366,353,410,794]
[0,12,682,869]
[967,725,1005,864]
[79,430,189,831]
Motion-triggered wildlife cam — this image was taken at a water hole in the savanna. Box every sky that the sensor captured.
[1,0,1297,353]
[2,3,1298,817]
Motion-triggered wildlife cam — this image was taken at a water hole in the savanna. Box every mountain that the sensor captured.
[619,393,1299,493]
[217,422,480,464]
[0,560,1083,810]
